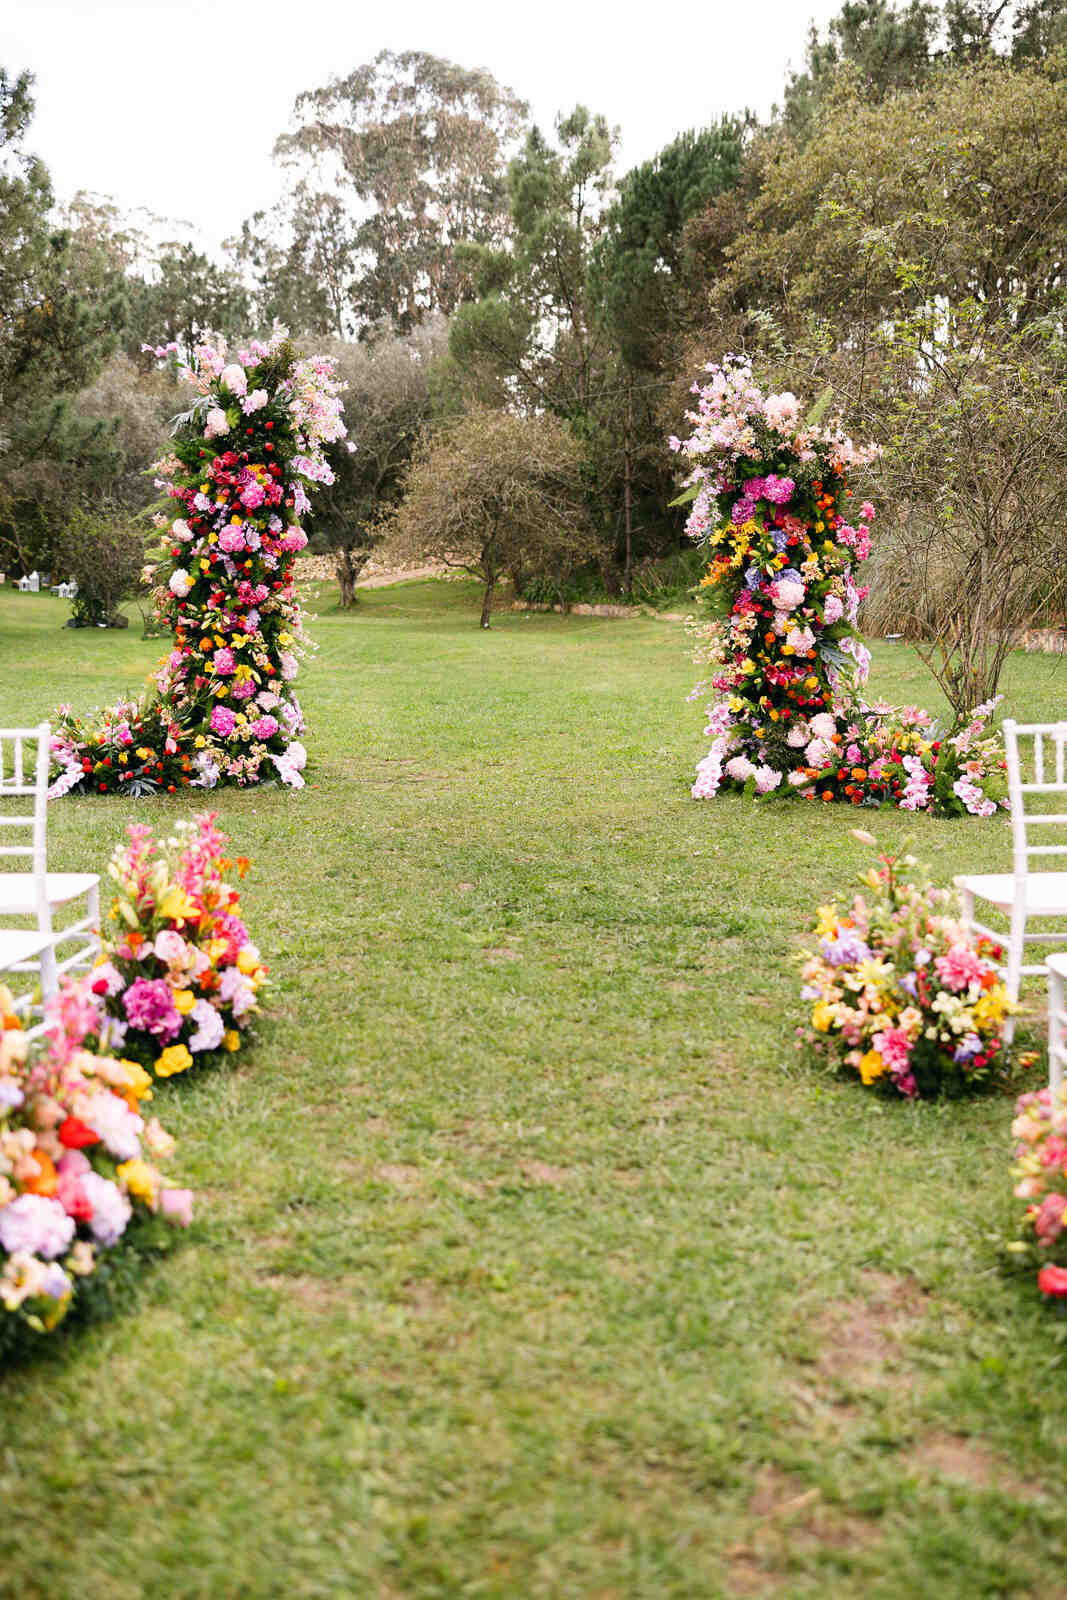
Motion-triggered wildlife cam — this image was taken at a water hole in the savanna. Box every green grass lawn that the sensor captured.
[2,582,1067,1599]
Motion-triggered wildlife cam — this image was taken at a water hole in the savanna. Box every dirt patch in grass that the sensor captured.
[377,1163,422,1188]
[520,1159,572,1186]
[259,1273,356,1311]
[484,945,522,962]
[907,1431,1045,1501]
[723,1466,883,1594]
[814,1270,930,1390]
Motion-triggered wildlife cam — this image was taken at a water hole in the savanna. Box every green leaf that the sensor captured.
[668,483,700,508]
[804,387,833,430]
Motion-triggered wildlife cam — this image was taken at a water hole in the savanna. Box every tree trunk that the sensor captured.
[623,375,634,601]
[480,572,496,629]
[336,547,356,610]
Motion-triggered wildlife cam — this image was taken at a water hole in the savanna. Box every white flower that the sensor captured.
[204,408,230,439]
[219,363,247,397]
[171,518,193,541]
[241,389,268,414]
[168,568,192,598]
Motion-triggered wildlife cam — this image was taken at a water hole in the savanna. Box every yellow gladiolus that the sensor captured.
[158,886,199,923]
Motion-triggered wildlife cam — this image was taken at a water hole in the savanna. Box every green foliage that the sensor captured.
[381,408,598,625]
[270,50,528,333]
[54,506,148,625]
[589,120,749,371]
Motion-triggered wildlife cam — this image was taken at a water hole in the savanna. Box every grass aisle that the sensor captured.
[2,583,1066,1598]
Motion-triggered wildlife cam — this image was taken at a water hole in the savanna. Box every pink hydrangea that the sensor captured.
[0,1193,76,1259]
[210,705,237,738]
[250,715,279,741]
[213,648,236,677]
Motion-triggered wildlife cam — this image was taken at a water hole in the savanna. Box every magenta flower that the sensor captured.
[250,715,279,741]
[122,977,182,1040]
[210,705,237,738]
[213,648,236,677]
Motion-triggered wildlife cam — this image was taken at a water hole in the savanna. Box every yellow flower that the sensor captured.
[859,1049,887,1084]
[278,632,292,646]
[156,1043,193,1078]
[811,1001,835,1033]
[234,663,254,681]
[118,1059,154,1100]
[200,558,211,572]
[194,735,206,749]
[136,746,154,760]
[814,903,838,937]
[209,938,229,963]
[223,1030,241,1053]
[172,988,196,1015]
[117,1159,158,1203]
[236,947,259,976]
[158,886,199,923]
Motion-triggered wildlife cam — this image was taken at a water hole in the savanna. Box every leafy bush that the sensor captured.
[54,507,147,626]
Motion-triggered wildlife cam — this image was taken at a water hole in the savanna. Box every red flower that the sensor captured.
[58,1116,100,1149]
[1037,1264,1067,1298]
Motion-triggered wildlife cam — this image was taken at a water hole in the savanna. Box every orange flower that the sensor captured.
[851,767,867,781]
[22,1148,57,1197]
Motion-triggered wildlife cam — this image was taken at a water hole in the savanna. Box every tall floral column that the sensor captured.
[675,358,1004,816]
[49,328,350,796]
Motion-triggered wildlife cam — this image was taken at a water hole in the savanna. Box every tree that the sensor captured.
[719,57,1067,348]
[588,119,749,374]
[271,51,528,333]
[125,242,251,363]
[0,71,126,573]
[860,305,1067,719]
[53,506,147,626]
[307,318,450,606]
[380,409,597,627]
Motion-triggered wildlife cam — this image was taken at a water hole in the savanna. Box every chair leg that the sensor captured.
[960,886,974,940]
[1051,966,1065,1095]
[1003,902,1026,1047]
[38,940,58,1011]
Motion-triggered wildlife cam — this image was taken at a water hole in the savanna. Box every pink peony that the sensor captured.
[123,977,181,1041]
[1034,1191,1067,1246]
[933,944,986,993]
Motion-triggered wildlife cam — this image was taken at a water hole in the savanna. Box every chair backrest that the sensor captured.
[1004,718,1067,879]
[0,725,49,887]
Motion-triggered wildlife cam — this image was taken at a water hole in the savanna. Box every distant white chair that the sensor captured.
[0,725,100,1022]
[51,580,77,599]
[15,572,40,593]
[1046,954,1067,1092]
[958,718,1067,1044]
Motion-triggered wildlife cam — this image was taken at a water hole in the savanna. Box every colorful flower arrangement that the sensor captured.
[49,326,349,797]
[1010,1085,1067,1305]
[90,812,266,1078]
[798,833,1016,1098]
[675,358,1003,816]
[0,981,191,1354]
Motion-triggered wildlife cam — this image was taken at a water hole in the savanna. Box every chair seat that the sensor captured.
[956,871,1067,915]
[0,928,55,966]
[0,871,100,914]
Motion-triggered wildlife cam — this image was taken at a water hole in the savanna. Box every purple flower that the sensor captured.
[123,977,182,1041]
[819,928,872,967]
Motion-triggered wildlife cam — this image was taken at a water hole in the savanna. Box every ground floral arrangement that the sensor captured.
[92,812,266,1078]
[799,834,1016,1099]
[1011,1086,1067,1306]
[0,981,191,1358]
[674,358,1005,815]
[49,326,350,797]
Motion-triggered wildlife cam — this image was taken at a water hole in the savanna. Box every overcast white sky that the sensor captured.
[3,0,846,255]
